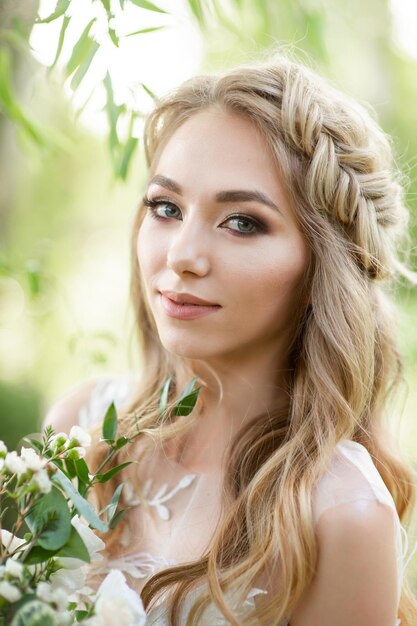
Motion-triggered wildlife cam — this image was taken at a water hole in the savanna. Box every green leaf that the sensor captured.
[64,459,77,479]
[102,401,118,441]
[25,487,72,551]
[129,0,169,14]
[52,468,108,532]
[109,28,119,47]
[159,376,173,415]
[172,378,201,417]
[117,136,138,180]
[49,15,71,71]
[70,39,100,90]
[22,437,43,453]
[125,26,165,36]
[74,458,90,483]
[96,461,132,483]
[66,18,96,76]
[23,545,58,565]
[109,508,127,529]
[75,610,90,621]
[103,72,122,154]
[178,376,200,402]
[107,483,124,522]
[186,0,205,25]
[100,0,111,12]
[56,524,90,562]
[114,436,130,450]
[35,0,70,24]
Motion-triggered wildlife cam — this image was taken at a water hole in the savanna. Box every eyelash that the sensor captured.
[142,197,266,237]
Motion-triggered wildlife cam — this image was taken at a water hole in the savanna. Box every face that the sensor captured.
[137,107,309,365]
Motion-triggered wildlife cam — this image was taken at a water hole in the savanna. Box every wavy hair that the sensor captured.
[86,50,417,625]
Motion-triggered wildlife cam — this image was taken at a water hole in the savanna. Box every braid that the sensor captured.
[276,60,409,281]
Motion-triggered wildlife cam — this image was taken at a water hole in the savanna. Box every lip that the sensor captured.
[159,292,221,321]
[160,291,219,306]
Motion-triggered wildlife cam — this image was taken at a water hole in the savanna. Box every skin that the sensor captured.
[137,106,310,472]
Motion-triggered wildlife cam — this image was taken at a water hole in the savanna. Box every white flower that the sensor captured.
[0,529,26,555]
[0,580,22,602]
[0,440,7,457]
[69,426,92,448]
[5,558,24,581]
[32,468,52,493]
[37,581,68,612]
[57,515,105,571]
[4,451,26,477]
[20,447,46,472]
[49,565,86,594]
[89,570,146,626]
[0,458,4,472]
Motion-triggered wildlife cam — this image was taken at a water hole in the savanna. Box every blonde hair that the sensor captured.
[87,50,417,625]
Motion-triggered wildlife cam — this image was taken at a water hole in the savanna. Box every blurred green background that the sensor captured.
[1,0,417,587]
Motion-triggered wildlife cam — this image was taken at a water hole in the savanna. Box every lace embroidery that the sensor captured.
[123,474,198,521]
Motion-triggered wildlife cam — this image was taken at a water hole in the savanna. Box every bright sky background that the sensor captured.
[29,0,417,137]
[30,0,204,135]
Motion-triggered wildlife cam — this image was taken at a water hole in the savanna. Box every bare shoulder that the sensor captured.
[290,499,399,626]
[42,376,106,435]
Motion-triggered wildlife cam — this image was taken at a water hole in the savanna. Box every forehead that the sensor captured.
[151,108,284,197]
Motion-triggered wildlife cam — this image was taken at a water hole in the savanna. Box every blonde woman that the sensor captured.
[44,51,417,625]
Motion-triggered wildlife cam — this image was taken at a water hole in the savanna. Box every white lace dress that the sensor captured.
[78,374,415,625]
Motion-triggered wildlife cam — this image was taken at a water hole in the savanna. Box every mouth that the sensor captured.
[160,290,220,307]
[159,292,221,320]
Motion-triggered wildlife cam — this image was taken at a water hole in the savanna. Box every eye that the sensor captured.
[222,215,263,236]
[143,197,181,220]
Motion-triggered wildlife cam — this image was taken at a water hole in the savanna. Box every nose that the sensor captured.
[166,215,211,277]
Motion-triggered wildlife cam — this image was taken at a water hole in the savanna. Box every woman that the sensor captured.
[44,51,417,625]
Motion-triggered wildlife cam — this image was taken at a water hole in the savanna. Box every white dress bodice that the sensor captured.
[78,374,415,625]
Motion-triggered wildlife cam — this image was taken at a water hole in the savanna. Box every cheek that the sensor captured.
[137,222,160,276]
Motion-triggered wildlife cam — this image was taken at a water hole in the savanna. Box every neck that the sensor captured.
[172,344,292,473]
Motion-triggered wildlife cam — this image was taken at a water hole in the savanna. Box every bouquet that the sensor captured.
[0,377,201,626]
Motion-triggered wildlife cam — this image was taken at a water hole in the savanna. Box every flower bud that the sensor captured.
[65,446,86,461]
[0,440,7,458]
[4,451,27,477]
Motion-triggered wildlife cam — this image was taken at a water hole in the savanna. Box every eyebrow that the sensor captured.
[146,174,283,215]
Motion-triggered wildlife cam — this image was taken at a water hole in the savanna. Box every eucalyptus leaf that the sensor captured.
[56,525,90,562]
[178,376,200,401]
[102,401,118,441]
[25,487,72,551]
[173,388,201,416]
[23,545,58,565]
[10,600,57,626]
[107,483,124,522]
[96,461,132,483]
[159,376,173,415]
[109,508,127,529]
[52,468,108,532]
